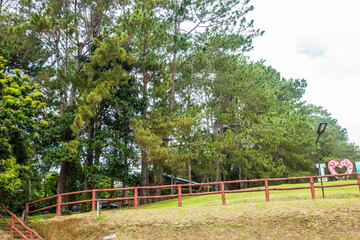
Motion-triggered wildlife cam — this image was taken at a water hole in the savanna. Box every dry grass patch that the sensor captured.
[0,229,11,240]
[30,197,360,240]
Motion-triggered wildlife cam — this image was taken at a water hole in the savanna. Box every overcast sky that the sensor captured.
[246,0,360,146]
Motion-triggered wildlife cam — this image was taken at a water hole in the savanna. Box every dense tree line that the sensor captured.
[1,0,359,209]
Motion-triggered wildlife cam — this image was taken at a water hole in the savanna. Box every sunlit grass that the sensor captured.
[3,180,360,239]
[139,180,360,209]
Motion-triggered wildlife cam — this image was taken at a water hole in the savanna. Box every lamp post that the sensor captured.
[316,122,327,199]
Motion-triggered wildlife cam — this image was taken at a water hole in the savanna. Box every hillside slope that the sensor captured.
[29,193,360,240]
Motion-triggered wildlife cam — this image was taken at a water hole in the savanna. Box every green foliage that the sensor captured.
[72,33,133,134]
[0,157,26,191]
[0,13,50,78]
[1,0,360,209]
[97,76,145,183]
[0,57,47,192]
[80,202,92,212]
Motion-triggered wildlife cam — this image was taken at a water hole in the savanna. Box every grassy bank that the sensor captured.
[27,180,360,240]
[0,229,11,240]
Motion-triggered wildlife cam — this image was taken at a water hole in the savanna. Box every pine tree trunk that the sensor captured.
[198,174,207,192]
[216,160,221,186]
[170,2,179,109]
[123,182,128,207]
[188,159,192,193]
[28,179,32,200]
[94,120,101,164]
[171,174,174,195]
[212,175,216,191]
[55,25,70,199]
[206,175,210,192]
[140,150,148,205]
[238,165,243,189]
[154,165,164,202]
[43,173,47,198]
[55,36,66,115]
[57,161,70,194]
[139,36,149,205]
[174,172,178,194]
[168,8,178,197]
[107,179,114,210]
[85,121,94,190]
[123,156,128,206]
[57,161,70,213]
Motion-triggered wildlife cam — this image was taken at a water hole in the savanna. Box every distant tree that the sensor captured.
[307,105,360,168]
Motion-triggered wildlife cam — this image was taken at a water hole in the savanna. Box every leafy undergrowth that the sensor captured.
[28,181,360,240]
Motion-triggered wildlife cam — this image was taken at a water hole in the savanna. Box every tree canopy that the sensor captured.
[0,0,359,210]
[0,57,47,193]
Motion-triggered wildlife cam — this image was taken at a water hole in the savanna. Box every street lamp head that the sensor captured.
[315,122,327,199]
[317,123,327,135]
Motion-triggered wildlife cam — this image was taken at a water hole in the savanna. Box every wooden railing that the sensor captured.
[0,202,43,240]
[25,172,360,220]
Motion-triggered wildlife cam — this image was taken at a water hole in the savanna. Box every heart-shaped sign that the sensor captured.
[327,159,353,179]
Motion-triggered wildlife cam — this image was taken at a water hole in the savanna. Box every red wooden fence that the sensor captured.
[0,202,43,240]
[25,172,360,221]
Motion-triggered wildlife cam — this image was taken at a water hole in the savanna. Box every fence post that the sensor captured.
[25,203,29,223]
[264,179,270,202]
[56,195,62,216]
[178,185,182,207]
[22,209,26,224]
[134,187,138,210]
[11,216,14,238]
[96,199,101,217]
[30,231,34,240]
[309,176,315,199]
[357,173,360,193]
[221,182,226,205]
[92,190,96,212]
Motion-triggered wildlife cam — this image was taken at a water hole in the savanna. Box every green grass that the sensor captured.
[25,180,360,240]
[139,180,360,209]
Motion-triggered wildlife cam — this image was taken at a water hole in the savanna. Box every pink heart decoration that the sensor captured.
[327,159,353,179]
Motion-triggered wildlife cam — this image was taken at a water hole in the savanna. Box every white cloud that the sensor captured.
[246,0,360,146]
[298,44,326,58]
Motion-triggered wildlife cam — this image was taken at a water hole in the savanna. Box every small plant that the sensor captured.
[80,202,92,212]
[63,208,72,215]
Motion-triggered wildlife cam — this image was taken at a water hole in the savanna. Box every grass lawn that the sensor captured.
[0,217,13,240]
[25,180,360,240]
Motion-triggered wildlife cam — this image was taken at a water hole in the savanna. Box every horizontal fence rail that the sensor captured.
[0,202,43,240]
[25,172,360,220]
